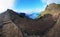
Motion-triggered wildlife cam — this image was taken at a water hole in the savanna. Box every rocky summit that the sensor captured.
[0,3,60,37]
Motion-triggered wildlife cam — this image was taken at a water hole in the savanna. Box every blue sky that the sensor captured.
[13,0,47,14]
[12,0,47,19]
[0,0,60,19]
[0,0,60,13]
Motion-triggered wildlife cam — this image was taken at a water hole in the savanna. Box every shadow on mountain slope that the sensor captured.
[0,3,60,37]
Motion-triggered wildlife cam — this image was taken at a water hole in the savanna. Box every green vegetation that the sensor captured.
[57,4,60,7]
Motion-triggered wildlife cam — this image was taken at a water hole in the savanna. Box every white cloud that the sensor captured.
[16,8,46,14]
[42,0,60,5]
[17,9,41,14]
[33,8,42,12]
[33,7,46,12]
[18,9,33,14]
[0,0,15,13]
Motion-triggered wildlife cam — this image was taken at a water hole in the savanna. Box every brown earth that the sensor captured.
[0,3,60,37]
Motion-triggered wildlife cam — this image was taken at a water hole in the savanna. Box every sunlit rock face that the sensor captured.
[37,3,60,21]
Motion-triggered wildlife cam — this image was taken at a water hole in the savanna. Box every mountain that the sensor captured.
[0,9,23,37]
[35,3,60,37]
[37,3,60,21]
[0,9,56,37]
[0,3,60,37]
[44,13,60,37]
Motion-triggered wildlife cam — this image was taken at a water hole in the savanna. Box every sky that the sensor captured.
[0,0,60,19]
[13,0,46,14]
[0,0,15,13]
[0,0,60,13]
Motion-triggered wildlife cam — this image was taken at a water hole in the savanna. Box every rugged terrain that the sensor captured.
[37,3,60,21]
[0,3,60,37]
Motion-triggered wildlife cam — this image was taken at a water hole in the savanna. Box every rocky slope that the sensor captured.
[0,9,23,37]
[0,9,56,37]
[0,3,60,37]
[37,3,60,21]
[43,14,60,37]
[35,3,60,37]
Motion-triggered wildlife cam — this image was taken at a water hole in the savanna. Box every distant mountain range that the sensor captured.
[18,12,39,19]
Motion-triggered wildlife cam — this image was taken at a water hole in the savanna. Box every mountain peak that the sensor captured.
[46,3,60,11]
[7,9,12,11]
[37,3,60,20]
[5,9,15,13]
